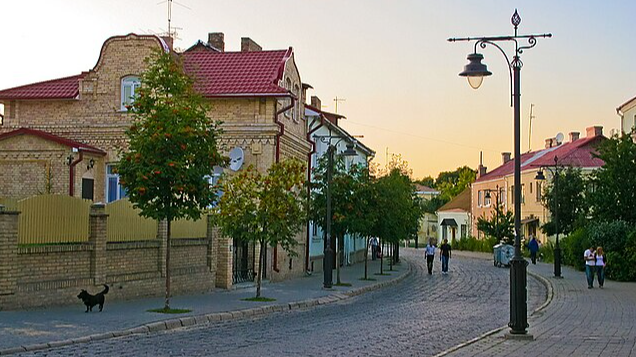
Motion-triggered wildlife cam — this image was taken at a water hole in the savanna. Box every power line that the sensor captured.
[343,120,501,153]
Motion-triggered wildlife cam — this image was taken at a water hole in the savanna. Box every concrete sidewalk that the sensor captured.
[441,251,636,357]
[0,257,410,355]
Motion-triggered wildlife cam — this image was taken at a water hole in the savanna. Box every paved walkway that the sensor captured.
[0,256,408,355]
[442,251,636,357]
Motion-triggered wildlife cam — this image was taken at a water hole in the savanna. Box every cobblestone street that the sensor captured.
[15,249,546,357]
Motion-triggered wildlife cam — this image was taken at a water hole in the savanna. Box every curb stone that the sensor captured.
[432,265,555,357]
[0,260,412,356]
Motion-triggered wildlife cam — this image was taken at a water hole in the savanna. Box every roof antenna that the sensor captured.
[157,0,190,40]
[528,104,535,152]
[334,96,346,114]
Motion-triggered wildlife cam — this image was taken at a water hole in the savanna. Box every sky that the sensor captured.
[1,0,635,179]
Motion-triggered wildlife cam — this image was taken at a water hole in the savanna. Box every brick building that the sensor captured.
[0,33,311,285]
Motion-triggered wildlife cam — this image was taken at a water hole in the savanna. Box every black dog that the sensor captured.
[77,285,109,312]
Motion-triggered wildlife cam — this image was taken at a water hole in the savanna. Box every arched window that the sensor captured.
[121,76,141,111]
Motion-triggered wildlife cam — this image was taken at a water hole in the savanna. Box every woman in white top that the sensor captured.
[595,246,606,288]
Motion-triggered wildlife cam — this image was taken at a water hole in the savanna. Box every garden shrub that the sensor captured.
[453,236,497,253]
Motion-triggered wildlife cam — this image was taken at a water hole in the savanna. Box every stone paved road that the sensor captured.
[445,254,636,357]
[16,249,546,357]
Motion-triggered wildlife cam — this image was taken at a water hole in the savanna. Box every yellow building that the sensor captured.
[471,127,605,244]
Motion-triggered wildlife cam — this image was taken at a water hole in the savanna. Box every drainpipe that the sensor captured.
[69,150,83,196]
[305,117,324,273]
[272,96,295,273]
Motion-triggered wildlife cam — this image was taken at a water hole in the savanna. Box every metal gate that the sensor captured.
[232,239,255,284]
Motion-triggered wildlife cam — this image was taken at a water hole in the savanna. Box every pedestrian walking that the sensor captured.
[425,239,436,275]
[595,246,606,289]
[439,238,451,274]
[528,236,539,265]
[584,245,596,289]
[369,237,379,261]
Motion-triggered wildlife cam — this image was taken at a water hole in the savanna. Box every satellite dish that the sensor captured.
[555,132,564,145]
[228,147,244,171]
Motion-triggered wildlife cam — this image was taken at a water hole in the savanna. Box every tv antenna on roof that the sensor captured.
[528,103,535,152]
[334,96,346,114]
[157,0,190,39]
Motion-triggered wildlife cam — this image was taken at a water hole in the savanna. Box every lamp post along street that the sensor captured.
[449,9,551,335]
[315,136,358,289]
[535,156,562,278]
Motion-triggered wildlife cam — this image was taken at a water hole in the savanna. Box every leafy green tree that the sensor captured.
[589,133,636,224]
[421,195,448,214]
[416,176,435,188]
[476,200,514,245]
[436,166,476,201]
[117,50,224,310]
[540,167,588,236]
[216,159,306,298]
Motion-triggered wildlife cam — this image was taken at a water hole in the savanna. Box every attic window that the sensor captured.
[121,76,141,111]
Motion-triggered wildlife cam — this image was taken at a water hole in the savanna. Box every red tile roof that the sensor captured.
[181,48,293,98]
[0,74,85,100]
[0,128,106,155]
[0,36,294,100]
[475,135,605,183]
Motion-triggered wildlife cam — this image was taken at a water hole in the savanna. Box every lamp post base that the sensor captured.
[323,247,333,289]
[554,246,562,278]
[509,256,529,335]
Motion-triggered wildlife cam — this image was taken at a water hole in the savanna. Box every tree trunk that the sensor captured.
[389,241,393,271]
[256,238,265,298]
[380,240,384,274]
[164,219,172,310]
[336,234,341,284]
[395,242,400,263]
[364,237,368,280]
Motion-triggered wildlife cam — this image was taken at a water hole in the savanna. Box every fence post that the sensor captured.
[157,220,168,277]
[206,216,217,276]
[89,203,109,285]
[215,233,233,289]
[0,205,20,296]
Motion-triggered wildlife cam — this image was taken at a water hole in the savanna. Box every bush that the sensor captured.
[453,236,497,253]
[560,227,590,271]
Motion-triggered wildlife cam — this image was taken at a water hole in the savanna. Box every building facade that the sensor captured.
[471,127,605,244]
[0,33,312,286]
[437,188,471,243]
[305,96,374,273]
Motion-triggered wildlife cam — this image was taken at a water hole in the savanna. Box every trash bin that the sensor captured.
[493,243,514,267]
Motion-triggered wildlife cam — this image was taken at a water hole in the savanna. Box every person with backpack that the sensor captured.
[425,239,436,275]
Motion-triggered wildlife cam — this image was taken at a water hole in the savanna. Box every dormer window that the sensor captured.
[121,76,141,111]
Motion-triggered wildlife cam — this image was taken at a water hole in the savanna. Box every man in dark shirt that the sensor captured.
[440,239,452,274]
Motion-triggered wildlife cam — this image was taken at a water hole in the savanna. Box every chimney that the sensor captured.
[569,131,580,142]
[477,164,488,179]
[501,152,512,164]
[241,37,262,52]
[208,32,225,52]
[545,138,554,149]
[311,96,322,110]
[160,36,173,51]
[586,126,603,138]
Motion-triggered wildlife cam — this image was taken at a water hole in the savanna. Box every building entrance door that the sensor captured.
[232,240,254,284]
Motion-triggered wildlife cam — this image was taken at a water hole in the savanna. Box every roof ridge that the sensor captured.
[0,73,83,93]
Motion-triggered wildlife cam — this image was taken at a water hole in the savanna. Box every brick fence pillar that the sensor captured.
[0,205,20,296]
[157,219,168,277]
[215,234,233,289]
[206,216,217,276]
[89,203,109,285]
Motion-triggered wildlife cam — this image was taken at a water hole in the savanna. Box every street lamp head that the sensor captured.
[535,170,546,181]
[459,52,492,89]
[484,190,491,200]
[342,143,357,157]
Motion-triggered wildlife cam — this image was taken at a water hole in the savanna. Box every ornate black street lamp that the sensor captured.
[449,10,551,336]
[535,156,562,278]
[314,136,357,288]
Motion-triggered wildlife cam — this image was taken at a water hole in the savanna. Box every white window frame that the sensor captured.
[106,164,127,203]
[121,76,141,111]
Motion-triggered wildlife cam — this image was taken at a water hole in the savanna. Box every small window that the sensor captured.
[312,223,318,237]
[478,190,483,207]
[530,182,533,194]
[0,103,4,125]
[106,164,128,202]
[461,224,467,238]
[121,76,141,111]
